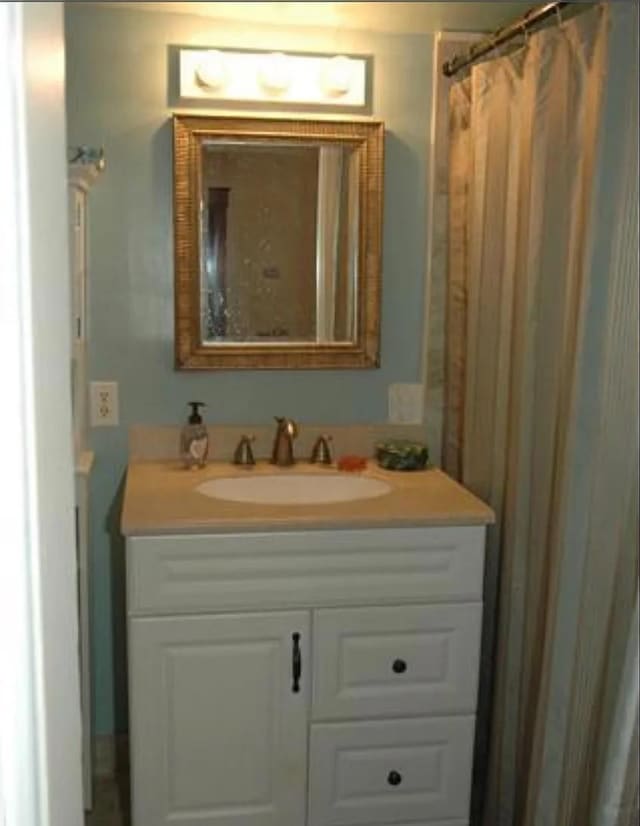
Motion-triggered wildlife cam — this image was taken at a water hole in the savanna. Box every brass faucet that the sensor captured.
[271,416,298,466]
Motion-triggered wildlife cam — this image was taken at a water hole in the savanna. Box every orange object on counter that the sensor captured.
[337,455,368,472]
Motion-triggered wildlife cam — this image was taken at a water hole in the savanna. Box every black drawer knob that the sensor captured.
[392,658,407,674]
[387,770,402,787]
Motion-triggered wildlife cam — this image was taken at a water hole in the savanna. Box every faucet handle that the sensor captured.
[275,416,298,439]
[310,434,333,465]
[233,434,256,467]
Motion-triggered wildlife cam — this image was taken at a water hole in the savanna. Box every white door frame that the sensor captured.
[0,3,84,826]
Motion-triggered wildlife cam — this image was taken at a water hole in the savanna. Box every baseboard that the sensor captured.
[94,733,129,778]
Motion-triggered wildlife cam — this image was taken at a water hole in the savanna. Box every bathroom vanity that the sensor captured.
[122,461,493,826]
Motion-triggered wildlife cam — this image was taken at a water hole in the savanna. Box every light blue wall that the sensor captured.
[64,5,434,734]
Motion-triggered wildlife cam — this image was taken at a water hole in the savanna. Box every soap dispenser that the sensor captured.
[180,402,209,469]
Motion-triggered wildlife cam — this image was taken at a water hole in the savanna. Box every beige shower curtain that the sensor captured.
[443,4,639,826]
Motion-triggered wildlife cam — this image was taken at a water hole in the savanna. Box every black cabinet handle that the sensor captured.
[392,658,407,674]
[387,770,402,787]
[292,632,301,693]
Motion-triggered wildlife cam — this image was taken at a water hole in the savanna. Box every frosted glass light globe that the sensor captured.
[258,52,291,94]
[195,50,228,90]
[321,55,353,97]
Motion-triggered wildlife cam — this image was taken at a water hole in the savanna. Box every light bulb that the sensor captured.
[320,55,353,97]
[195,50,228,90]
[258,52,291,95]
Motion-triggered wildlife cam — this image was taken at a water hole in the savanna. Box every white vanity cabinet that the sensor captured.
[126,525,486,826]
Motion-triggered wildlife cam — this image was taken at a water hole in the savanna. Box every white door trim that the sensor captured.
[0,3,83,825]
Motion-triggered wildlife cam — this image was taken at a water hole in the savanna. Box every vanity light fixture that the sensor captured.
[179,47,368,108]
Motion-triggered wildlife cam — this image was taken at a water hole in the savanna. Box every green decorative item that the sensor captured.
[375,439,429,471]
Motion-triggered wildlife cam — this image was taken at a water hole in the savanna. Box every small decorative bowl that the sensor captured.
[375,439,429,471]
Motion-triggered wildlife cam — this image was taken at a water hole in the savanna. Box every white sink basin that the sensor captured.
[196,473,391,505]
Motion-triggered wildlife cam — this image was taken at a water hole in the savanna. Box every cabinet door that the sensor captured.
[68,186,86,340]
[69,185,87,457]
[130,611,309,826]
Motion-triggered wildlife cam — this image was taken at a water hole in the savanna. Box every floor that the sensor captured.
[85,777,130,826]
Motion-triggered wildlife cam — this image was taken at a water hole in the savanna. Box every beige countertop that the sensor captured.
[121,460,495,536]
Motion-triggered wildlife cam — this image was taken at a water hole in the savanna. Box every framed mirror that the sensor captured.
[173,115,384,369]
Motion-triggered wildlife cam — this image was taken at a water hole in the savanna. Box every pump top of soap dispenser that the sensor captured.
[187,401,206,424]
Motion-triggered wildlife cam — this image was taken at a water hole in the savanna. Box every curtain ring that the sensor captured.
[520,22,529,46]
[554,4,563,27]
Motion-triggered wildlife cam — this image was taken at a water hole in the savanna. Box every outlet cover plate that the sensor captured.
[90,381,119,427]
[388,383,424,425]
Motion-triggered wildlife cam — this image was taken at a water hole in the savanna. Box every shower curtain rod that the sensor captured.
[442,1,571,77]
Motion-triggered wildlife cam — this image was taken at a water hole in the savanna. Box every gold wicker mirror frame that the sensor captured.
[173,115,384,370]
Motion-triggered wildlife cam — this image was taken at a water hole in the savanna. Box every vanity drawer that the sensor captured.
[308,716,475,826]
[312,604,482,720]
[126,527,485,616]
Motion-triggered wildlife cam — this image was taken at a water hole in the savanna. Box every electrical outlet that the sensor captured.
[90,381,119,427]
[388,383,424,425]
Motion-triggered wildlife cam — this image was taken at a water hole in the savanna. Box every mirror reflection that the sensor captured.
[200,140,359,345]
